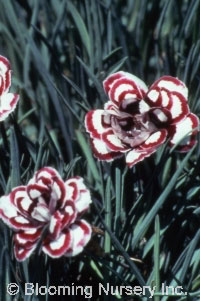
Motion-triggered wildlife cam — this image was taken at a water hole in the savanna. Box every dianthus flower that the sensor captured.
[0,167,92,261]
[85,71,199,166]
[0,55,19,120]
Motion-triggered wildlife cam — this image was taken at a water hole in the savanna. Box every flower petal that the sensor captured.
[27,183,49,199]
[0,195,19,228]
[14,242,38,261]
[0,76,5,96]
[0,55,10,73]
[65,220,92,257]
[166,92,189,124]
[140,129,168,150]
[149,76,188,99]
[14,228,41,252]
[49,201,76,239]
[126,149,156,167]
[104,71,148,98]
[149,108,171,125]
[31,167,66,209]
[0,93,19,121]
[90,138,122,161]
[10,186,37,219]
[49,211,63,240]
[146,77,189,122]
[104,100,117,110]
[103,72,125,93]
[0,191,34,230]
[42,230,72,258]
[34,167,60,185]
[9,216,37,230]
[10,186,26,206]
[85,110,111,139]
[62,201,77,226]
[15,228,42,245]
[169,113,199,151]
[65,177,92,214]
[102,129,130,152]
[109,75,147,105]
[0,55,11,93]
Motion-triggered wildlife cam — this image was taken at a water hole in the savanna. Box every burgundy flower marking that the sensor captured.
[85,71,199,167]
[0,55,19,120]
[0,167,92,261]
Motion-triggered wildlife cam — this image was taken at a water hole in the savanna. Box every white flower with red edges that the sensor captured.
[0,167,92,261]
[0,55,19,120]
[85,71,199,167]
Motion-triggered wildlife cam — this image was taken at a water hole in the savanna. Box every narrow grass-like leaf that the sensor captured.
[77,56,106,102]
[179,229,200,285]
[93,201,147,289]
[104,177,111,253]
[114,167,121,234]
[154,215,160,301]
[132,147,195,250]
[67,1,91,58]
[10,127,20,188]
[107,57,128,75]
[184,0,200,37]
[28,36,73,160]
[76,130,101,183]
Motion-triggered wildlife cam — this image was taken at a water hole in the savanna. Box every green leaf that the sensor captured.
[75,130,101,183]
[67,1,91,58]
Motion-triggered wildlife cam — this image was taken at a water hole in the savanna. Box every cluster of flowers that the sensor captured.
[0,55,199,261]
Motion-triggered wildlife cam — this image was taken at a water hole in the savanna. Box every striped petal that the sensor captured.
[104,71,147,95]
[30,167,66,209]
[62,201,77,226]
[126,149,156,167]
[90,138,122,161]
[148,76,188,99]
[85,110,111,139]
[0,93,19,121]
[104,71,148,106]
[104,100,117,110]
[169,113,199,151]
[14,242,38,261]
[0,191,41,230]
[10,216,37,230]
[27,183,49,199]
[49,201,76,239]
[10,186,46,221]
[146,76,189,123]
[31,204,50,222]
[166,92,189,124]
[42,230,72,258]
[0,195,19,229]
[65,220,92,257]
[102,129,130,152]
[109,77,147,106]
[34,167,61,185]
[149,108,171,125]
[49,211,63,240]
[139,129,168,150]
[103,72,125,93]
[65,177,92,214]
[15,228,42,245]
[14,228,41,252]
[0,55,11,93]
